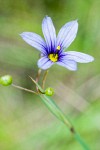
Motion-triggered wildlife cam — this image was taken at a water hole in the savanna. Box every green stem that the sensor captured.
[12,84,38,94]
[39,94,90,150]
[74,133,90,150]
[28,77,90,150]
[40,94,71,128]
[12,76,90,149]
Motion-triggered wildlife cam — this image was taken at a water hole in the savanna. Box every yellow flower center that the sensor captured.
[49,54,58,62]
[48,46,61,62]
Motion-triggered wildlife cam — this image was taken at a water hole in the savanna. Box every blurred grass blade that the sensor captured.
[40,94,72,128]
[31,78,72,128]
[39,94,90,150]
[74,133,90,150]
[31,79,90,150]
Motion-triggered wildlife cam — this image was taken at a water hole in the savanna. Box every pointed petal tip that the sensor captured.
[72,20,78,28]
[90,56,94,62]
[83,55,94,63]
[66,51,94,63]
[75,19,78,22]
[45,15,49,18]
[19,32,27,38]
[74,19,78,26]
[19,34,24,39]
[43,15,50,22]
[19,33,23,36]
[70,19,78,25]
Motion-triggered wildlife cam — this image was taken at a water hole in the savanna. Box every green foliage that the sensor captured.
[0,0,100,150]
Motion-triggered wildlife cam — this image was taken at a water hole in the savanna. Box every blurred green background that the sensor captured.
[0,0,100,150]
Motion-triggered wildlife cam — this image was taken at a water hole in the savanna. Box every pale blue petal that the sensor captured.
[57,20,78,50]
[66,51,94,63]
[38,56,54,70]
[56,59,77,71]
[20,32,47,54]
[42,16,56,52]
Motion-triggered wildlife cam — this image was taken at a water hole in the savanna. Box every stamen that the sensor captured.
[49,54,58,62]
[56,45,61,50]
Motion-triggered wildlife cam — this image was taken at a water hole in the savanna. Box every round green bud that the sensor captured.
[45,87,54,96]
[0,75,12,86]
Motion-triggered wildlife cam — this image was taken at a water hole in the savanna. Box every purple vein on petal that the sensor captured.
[65,51,94,63]
[42,16,56,53]
[56,59,77,71]
[57,20,78,50]
[20,32,47,54]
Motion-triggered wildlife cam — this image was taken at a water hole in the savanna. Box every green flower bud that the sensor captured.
[45,87,54,96]
[0,75,12,86]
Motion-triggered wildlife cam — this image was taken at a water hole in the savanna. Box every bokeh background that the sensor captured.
[0,0,100,150]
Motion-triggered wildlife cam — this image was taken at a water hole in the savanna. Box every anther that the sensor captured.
[56,45,61,50]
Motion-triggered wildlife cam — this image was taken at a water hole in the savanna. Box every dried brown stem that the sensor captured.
[36,69,42,83]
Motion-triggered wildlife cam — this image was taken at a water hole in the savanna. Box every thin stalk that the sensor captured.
[36,69,41,83]
[74,133,90,150]
[29,76,44,93]
[12,84,37,95]
[42,70,49,89]
[35,69,42,91]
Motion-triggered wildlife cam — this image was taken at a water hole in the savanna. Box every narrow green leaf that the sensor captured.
[40,94,72,129]
[39,94,90,150]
